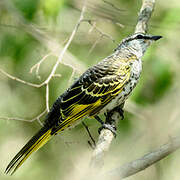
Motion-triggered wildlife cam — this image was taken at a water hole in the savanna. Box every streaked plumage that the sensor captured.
[5,33,162,175]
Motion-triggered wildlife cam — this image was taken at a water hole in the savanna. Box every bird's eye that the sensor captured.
[136,34,144,39]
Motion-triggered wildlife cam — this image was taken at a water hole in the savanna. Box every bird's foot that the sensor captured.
[117,107,124,120]
[105,106,124,120]
[95,115,117,137]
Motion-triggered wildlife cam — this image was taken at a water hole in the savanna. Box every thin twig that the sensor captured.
[42,0,87,86]
[83,19,117,43]
[68,69,76,86]
[3,0,87,74]
[0,117,34,122]
[82,19,117,56]
[46,83,50,112]
[0,109,47,123]
[53,74,62,78]
[102,0,126,12]
[30,53,52,79]
[0,0,87,126]
[0,68,41,88]
[87,35,102,56]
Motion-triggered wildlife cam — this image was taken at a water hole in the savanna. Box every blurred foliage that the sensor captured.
[12,0,40,20]
[41,0,66,17]
[0,0,180,180]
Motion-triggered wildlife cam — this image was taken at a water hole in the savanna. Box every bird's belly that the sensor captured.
[99,74,140,114]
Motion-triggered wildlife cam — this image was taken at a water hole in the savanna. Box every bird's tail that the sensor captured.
[5,126,52,175]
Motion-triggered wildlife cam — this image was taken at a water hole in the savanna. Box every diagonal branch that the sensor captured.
[104,135,180,179]
[90,0,156,174]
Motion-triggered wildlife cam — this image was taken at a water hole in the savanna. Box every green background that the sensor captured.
[0,0,180,179]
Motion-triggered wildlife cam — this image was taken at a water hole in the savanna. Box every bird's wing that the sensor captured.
[61,62,130,114]
[53,62,130,132]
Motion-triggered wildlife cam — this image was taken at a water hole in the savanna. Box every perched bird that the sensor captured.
[5,33,162,175]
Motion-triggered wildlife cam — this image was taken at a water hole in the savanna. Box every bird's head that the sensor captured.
[116,33,162,59]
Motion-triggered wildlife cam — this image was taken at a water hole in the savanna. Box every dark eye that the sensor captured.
[136,34,144,39]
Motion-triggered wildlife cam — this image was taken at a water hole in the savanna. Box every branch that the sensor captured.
[30,53,52,80]
[0,109,47,125]
[2,0,87,74]
[0,0,87,125]
[83,19,117,56]
[135,0,155,34]
[0,68,41,88]
[103,135,180,179]
[90,0,156,174]
[42,0,87,86]
[90,128,114,170]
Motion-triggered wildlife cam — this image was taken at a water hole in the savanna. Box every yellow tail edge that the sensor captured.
[5,128,52,175]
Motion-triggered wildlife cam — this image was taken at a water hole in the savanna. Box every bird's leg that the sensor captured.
[106,102,125,120]
[82,122,96,149]
[94,115,104,125]
[97,103,125,137]
[95,115,117,137]
[109,105,124,120]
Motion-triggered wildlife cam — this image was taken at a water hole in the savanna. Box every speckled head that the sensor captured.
[116,33,162,59]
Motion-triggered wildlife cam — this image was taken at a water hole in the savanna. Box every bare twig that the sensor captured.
[53,74,62,78]
[90,0,156,175]
[0,68,41,88]
[68,69,76,86]
[41,0,87,87]
[87,35,102,56]
[0,109,47,124]
[84,19,116,43]
[0,0,87,125]
[30,53,52,79]
[2,0,87,74]
[82,19,117,56]
[103,135,180,179]
[46,84,50,112]
[102,0,126,12]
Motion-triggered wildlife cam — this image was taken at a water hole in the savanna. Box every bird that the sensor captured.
[5,33,162,175]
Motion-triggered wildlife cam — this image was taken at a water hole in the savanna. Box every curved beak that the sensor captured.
[151,35,163,41]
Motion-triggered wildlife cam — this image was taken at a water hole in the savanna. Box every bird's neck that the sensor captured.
[118,43,144,59]
[130,58,142,75]
[129,47,143,59]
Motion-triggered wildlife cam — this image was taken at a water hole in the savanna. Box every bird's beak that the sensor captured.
[151,35,163,41]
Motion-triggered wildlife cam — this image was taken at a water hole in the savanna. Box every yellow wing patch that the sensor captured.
[57,62,131,132]
[55,99,102,134]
